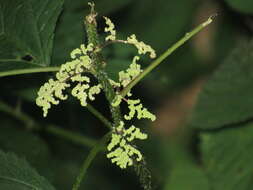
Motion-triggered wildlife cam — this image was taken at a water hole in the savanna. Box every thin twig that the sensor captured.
[96,39,126,51]
[120,16,215,97]
[0,67,60,78]
[0,100,98,148]
[45,125,97,148]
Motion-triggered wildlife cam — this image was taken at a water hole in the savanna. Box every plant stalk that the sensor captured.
[72,132,111,190]
[120,16,214,97]
[84,6,122,127]
[0,100,98,148]
[0,67,60,77]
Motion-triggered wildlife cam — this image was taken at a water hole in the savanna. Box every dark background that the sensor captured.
[0,0,253,189]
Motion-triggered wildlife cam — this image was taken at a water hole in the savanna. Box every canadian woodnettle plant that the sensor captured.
[35,3,213,190]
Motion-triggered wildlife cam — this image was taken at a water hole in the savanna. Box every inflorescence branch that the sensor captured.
[35,3,214,190]
[36,4,156,171]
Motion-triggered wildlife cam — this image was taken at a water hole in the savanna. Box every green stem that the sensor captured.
[0,100,97,148]
[0,100,35,129]
[0,67,60,78]
[120,16,214,97]
[45,125,97,148]
[72,132,111,190]
[86,104,112,129]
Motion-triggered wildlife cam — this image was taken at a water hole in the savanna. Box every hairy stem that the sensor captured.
[0,67,60,78]
[72,132,111,190]
[120,16,214,97]
[85,8,122,127]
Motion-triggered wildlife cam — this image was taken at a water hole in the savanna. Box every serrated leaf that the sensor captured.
[225,0,253,14]
[0,150,55,190]
[190,40,253,129]
[0,0,63,73]
[201,122,253,190]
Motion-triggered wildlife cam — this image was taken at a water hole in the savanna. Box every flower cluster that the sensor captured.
[36,15,157,170]
[126,34,156,58]
[119,56,142,87]
[124,99,156,121]
[104,17,156,59]
[107,121,147,169]
[36,43,102,117]
[104,16,116,41]
[104,18,157,168]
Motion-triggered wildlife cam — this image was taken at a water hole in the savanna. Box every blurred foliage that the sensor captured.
[201,122,253,190]
[0,124,51,173]
[164,164,209,190]
[0,0,253,189]
[225,0,253,14]
[0,150,55,190]
[190,40,253,129]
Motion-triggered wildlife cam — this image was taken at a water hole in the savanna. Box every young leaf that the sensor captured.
[201,122,253,190]
[0,0,63,74]
[190,40,253,129]
[0,150,55,190]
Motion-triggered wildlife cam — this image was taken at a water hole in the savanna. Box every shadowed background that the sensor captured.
[0,0,253,189]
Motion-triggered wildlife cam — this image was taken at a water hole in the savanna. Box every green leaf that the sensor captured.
[225,0,253,14]
[164,164,209,190]
[0,150,55,190]
[154,132,210,190]
[0,0,63,73]
[201,122,253,190]
[52,11,84,66]
[190,40,253,129]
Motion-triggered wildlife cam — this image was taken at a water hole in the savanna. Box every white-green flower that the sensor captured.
[107,121,148,169]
